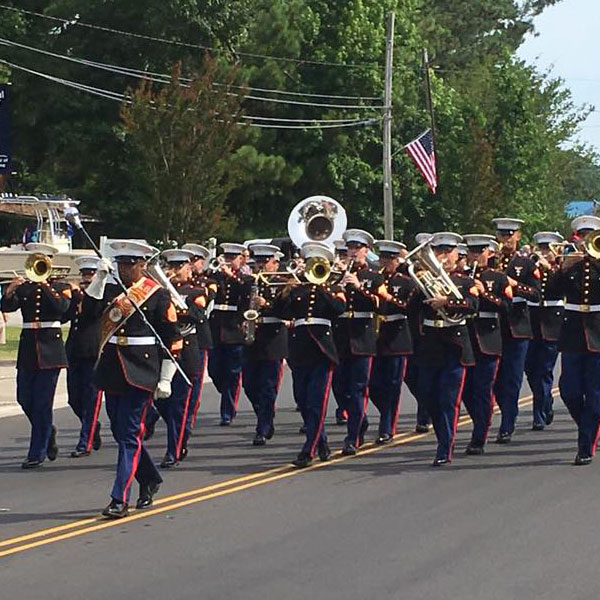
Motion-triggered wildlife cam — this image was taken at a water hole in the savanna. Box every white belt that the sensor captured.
[381,313,407,322]
[339,311,374,319]
[512,297,527,304]
[183,327,197,336]
[213,304,238,312]
[423,318,466,328]
[22,321,61,330]
[564,303,600,313]
[294,318,331,327]
[108,336,158,346]
[260,317,283,324]
[527,300,564,308]
[477,312,499,319]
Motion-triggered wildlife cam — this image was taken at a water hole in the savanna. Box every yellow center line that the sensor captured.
[0,390,543,558]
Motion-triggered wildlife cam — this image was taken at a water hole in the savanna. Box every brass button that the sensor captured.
[144,353,149,359]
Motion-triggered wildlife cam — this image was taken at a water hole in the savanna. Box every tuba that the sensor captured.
[287,196,347,248]
[404,241,466,325]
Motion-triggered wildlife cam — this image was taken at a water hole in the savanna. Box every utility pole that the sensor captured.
[382,11,395,240]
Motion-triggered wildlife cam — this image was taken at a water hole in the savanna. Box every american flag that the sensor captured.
[404,129,437,194]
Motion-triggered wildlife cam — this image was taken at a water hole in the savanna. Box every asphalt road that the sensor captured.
[1,367,598,600]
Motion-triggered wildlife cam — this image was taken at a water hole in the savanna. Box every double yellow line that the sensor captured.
[0,393,539,559]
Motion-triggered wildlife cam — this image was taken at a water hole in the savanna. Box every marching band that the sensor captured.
[3,197,600,518]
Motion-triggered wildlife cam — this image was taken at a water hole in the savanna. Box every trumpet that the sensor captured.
[207,256,229,272]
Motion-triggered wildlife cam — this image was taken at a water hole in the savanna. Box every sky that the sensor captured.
[518,0,600,152]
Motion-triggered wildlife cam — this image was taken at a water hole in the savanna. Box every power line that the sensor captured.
[0,58,381,130]
[0,37,385,110]
[0,4,385,71]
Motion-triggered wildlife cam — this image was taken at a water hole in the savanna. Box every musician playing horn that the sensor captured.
[242,244,288,447]
[1,243,72,469]
[414,232,479,467]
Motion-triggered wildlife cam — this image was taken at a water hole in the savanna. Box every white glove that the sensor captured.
[85,258,113,299]
[154,360,178,399]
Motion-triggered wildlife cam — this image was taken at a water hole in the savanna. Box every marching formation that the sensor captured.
[3,196,600,520]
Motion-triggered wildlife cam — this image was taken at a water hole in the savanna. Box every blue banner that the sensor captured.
[0,84,11,174]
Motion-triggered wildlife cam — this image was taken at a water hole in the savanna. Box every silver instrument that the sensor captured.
[287,196,347,249]
[404,241,466,325]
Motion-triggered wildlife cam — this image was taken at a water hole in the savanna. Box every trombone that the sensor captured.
[0,253,71,283]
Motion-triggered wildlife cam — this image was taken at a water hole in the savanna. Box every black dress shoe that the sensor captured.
[341,442,357,456]
[465,444,485,456]
[532,422,545,431]
[160,454,177,468]
[318,443,331,462]
[415,424,430,433]
[376,433,393,445]
[358,420,369,447]
[265,425,275,440]
[299,424,307,435]
[336,415,348,426]
[70,449,91,458]
[545,410,555,426]
[219,419,231,427]
[495,432,512,444]
[574,454,592,466]
[47,425,58,461]
[432,457,449,467]
[292,452,312,468]
[253,434,267,446]
[179,446,188,461]
[21,458,43,469]
[102,499,129,519]
[93,422,102,451]
[136,481,161,509]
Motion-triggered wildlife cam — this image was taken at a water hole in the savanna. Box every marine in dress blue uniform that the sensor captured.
[415,232,479,466]
[207,243,252,425]
[83,240,182,518]
[492,218,542,443]
[64,256,103,458]
[273,242,346,468]
[462,235,511,454]
[333,229,387,455]
[369,240,415,444]
[555,216,600,465]
[242,244,288,446]
[524,232,565,430]
[1,243,71,469]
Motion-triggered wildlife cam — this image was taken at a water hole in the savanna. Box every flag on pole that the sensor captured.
[404,129,437,194]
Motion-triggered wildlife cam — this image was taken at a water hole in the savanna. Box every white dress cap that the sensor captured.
[430,232,463,247]
[108,240,155,259]
[249,244,281,259]
[375,240,406,255]
[488,239,501,252]
[161,249,195,263]
[182,244,210,260]
[457,243,468,256]
[74,255,100,271]
[220,243,246,256]
[533,231,564,245]
[571,215,600,233]
[415,232,433,245]
[333,239,348,252]
[25,242,60,257]
[300,241,335,263]
[463,234,495,248]
[492,217,524,232]
[343,229,375,247]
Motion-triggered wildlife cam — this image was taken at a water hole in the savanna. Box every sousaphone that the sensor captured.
[287,196,347,249]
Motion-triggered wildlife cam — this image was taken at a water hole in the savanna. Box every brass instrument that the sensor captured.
[0,253,71,283]
[404,242,466,325]
[255,261,302,286]
[242,286,261,345]
[287,196,347,248]
[207,256,228,272]
[549,231,600,260]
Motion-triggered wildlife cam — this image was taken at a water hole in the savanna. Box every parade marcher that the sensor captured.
[331,239,349,425]
[404,233,433,433]
[273,242,346,468]
[155,249,209,468]
[457,243,468,272]
[555,215,600,465]
[180,243,216,454]
[1,243,72,468]
[369,240,415,443]
[64,256,103,458]
[461,235,512,454]
[242,244,288,446]
[415,232,479,466]
[207,243,252,426]
[492,218,541,443]
[525,232,565,430]
[83,240,182,518]
[333,229,387,455]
